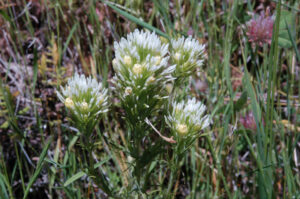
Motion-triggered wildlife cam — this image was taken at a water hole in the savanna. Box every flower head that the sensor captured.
[246,11,274,46]
[166,98,210,138]
[113,29,175,119]
[56,72,109,132]
[170,36,205,82]
[240,111,264,131]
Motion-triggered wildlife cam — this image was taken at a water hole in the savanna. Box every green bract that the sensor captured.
[56,73,109,133]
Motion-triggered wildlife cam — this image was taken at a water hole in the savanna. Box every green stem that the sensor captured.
[207,136,232,198]
[166,153,181,199]
[81,129,113,198]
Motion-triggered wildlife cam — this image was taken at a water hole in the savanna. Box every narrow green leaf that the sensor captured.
[61,23,78,58]
[0,173,9,199]
[23,137,52,199]
[286,20,300,62]
[63,171,86,187]
[103,1,169,39]
[234,91,248,112]
[278,10,295,48]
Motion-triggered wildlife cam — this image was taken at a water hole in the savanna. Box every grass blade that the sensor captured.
[103,0,169,38]
[63,171,86,187]
[23,137,52,199]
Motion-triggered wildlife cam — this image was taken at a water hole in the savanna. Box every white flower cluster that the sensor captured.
[166,98,210,137]
[171,36,205,81]
[112,29,178,121]
[56,73,109,127]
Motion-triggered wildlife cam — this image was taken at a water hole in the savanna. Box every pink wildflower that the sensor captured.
[240,112,264,131]
[246,11,274,46]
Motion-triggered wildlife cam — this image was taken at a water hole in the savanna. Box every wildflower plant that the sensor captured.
[112,29,178,187]
[164,97,210,197]
[56,73,112,196]
[111,29,209,193]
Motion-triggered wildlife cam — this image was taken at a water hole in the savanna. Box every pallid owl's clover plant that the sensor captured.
[164,97,211,197]
[56,73,113,196]
[112,29,210,194]
[112,29,176,186]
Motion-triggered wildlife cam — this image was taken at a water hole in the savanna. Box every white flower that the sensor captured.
[166,97,210,137]
[171,37,205,65]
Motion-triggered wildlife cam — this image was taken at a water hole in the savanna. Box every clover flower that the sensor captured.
[170,36,205,82]
[240,111,264,131]
[166,98,210,139]
[113,29,175,120]
[56,73,109,133]
[246,11,274,47]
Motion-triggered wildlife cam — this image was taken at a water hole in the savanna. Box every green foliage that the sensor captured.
[278,10,296,48]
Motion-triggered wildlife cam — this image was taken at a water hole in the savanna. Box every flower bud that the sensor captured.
[81,101,88,110]
[166,83,173,94]
[147,76,156,84]
[65,97,74,109]
[112,58,118,68]
[174,52,181,61]
[124,87,132,96]
[124,55,132,65]
[132,64,143,75]
[154,56,161,65]
[176,123,188,135]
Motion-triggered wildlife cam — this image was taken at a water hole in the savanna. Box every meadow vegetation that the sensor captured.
[0,0,299,198]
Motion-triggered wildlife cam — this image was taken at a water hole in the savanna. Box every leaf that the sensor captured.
[93,157,111,169]
[286,18,300,62]
[278,10,295,48]
[23,137,52,199]
[0,173,9,199]
[234,91,248,112]
[102,0,169,39]
[64,171,86,187]
[138,141,163,168]
[61,23,78,59]
[278,37,292,48]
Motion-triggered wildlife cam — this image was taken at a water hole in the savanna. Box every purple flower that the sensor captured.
[239,112,264,131]
[246,11,274,46]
